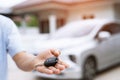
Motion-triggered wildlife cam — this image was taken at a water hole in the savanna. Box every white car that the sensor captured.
[24,20,120,80]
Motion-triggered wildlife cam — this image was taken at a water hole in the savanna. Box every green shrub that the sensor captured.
[14,21,21,27]
[27,15,39,27]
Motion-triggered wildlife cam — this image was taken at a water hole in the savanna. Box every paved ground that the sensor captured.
[8,55,120,80]
[95,66,120,80]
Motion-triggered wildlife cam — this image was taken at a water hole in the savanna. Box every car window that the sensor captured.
[100,23,120,35]
[95,23,120,38]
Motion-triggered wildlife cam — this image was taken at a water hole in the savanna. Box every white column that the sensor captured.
[20,16,27,33]
[21,15,27,28]
[49,15,57,35]
[21,19,26,28]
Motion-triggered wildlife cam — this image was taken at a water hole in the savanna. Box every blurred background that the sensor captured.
[0,0,120,80]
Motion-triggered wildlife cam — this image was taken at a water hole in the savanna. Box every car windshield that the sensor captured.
[51,21,95,39]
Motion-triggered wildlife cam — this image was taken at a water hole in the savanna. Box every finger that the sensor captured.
[36,66,53,74]
[58,60,69,68]
[55,64,65,71]
[50,49,61,57]
[48,67,60,74]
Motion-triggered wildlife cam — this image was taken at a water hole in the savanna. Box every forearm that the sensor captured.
[13,52,39,71]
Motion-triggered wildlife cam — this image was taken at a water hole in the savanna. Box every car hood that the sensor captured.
[24,36,92,53]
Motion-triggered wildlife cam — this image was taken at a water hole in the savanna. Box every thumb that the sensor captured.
[50,49,61,57]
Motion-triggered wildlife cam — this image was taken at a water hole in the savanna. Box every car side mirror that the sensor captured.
[98,31,111,42]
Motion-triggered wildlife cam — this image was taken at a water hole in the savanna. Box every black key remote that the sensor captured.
[44,57,58,67]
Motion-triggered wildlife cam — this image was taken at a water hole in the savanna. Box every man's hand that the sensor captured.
[13,49,69,74]
[34,49,69,74]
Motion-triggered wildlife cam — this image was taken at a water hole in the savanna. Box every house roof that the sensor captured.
[13,0,95,9]
[12,0,115,14]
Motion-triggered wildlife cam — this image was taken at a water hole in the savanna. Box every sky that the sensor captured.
[0,0,26,8]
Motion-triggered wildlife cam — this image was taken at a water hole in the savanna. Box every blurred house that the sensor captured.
[12,0,120,34]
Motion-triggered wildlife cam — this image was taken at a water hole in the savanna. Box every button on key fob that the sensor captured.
[44,57,58,67]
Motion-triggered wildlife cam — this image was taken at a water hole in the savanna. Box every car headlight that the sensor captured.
[68,54,77,63]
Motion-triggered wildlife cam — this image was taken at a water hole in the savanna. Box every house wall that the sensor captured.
[114,3,120,20]
[37,9,67,33]
[67,3,115,23]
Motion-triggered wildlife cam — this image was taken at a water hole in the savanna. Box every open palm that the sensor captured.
[35,49,69,74]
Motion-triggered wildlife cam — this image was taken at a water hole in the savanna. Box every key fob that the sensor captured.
[44,57,58,67]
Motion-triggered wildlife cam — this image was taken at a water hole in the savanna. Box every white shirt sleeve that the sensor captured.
[4,17,25,57]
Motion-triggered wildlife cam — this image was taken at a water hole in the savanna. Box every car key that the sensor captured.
[44,57,58,67]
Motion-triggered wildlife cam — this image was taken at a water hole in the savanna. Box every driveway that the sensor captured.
[8,55,120,80]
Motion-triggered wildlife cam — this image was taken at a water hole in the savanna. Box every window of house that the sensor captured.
[57,19,65,29]
[39,20,49,33]
[89,15,95,19]
[83,16,87,20]
[82,14,95,20]
[39,18,65,33]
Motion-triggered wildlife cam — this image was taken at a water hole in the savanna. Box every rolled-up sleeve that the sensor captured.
[5,18,25,57]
